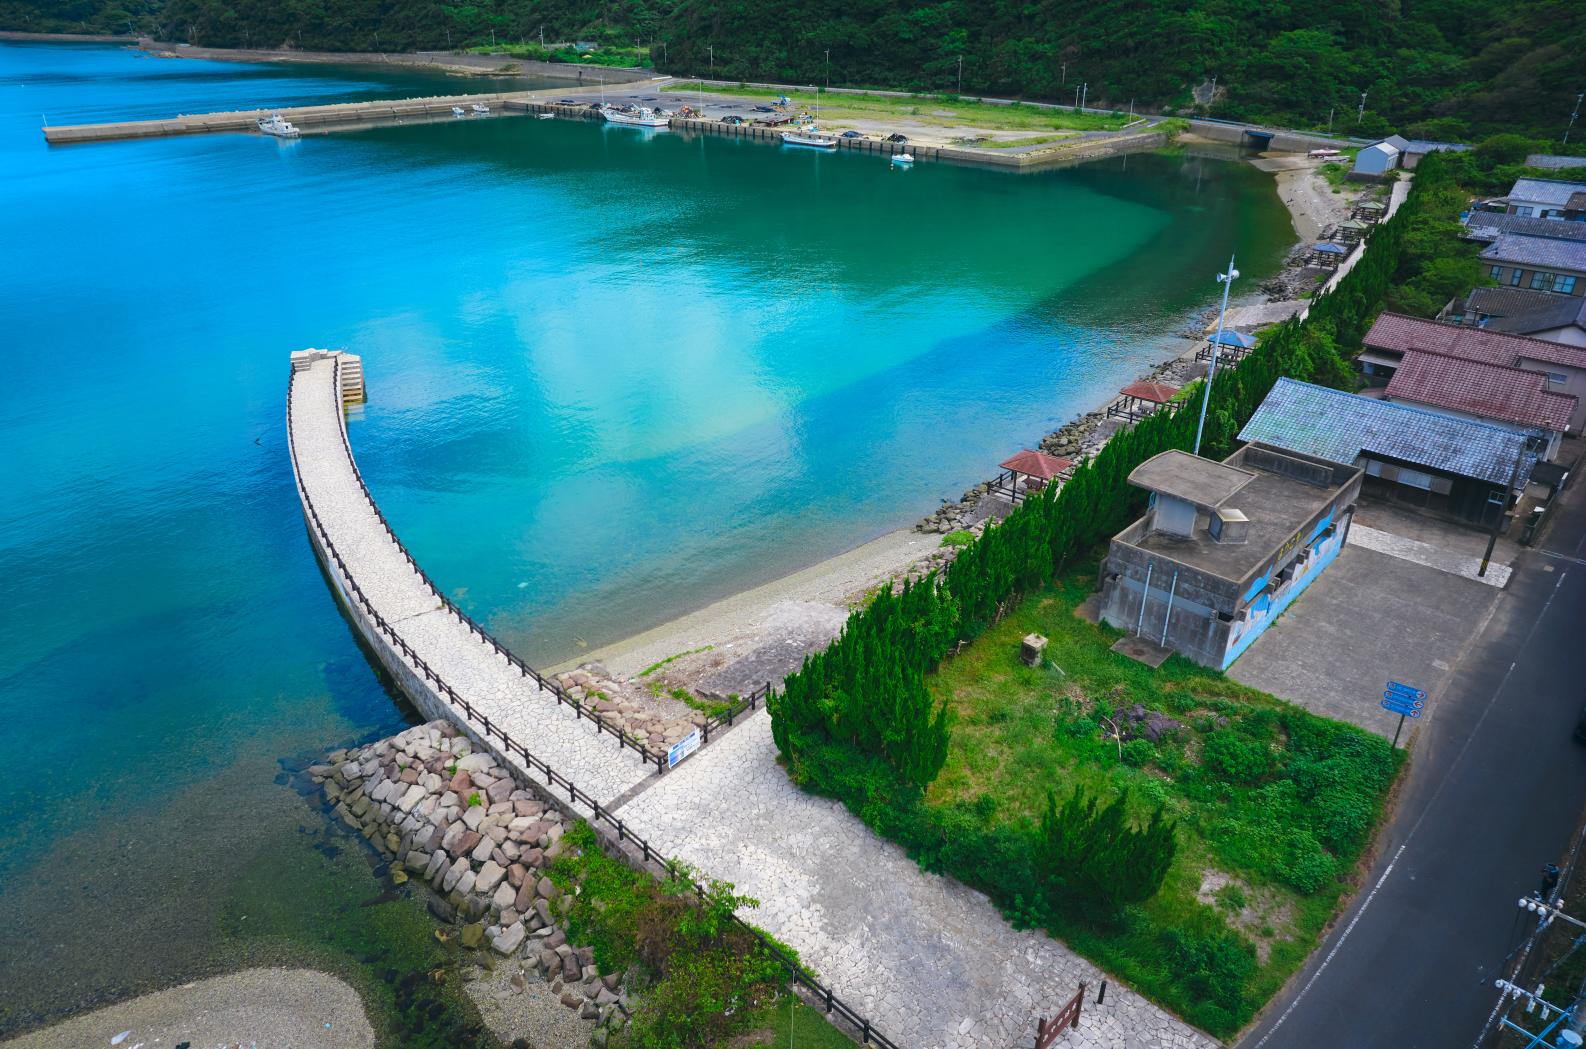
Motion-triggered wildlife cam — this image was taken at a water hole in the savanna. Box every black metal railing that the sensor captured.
[286,363,894,1048]
[320,357,670,771]
[700,680,771,743]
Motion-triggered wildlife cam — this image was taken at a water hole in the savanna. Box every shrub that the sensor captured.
[1201,732,1275,784]
[1121,738,1155,767]
[1165,928,1257,1013]
[941,529,975,548]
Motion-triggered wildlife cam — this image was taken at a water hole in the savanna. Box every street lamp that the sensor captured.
[1193,256,1240,456]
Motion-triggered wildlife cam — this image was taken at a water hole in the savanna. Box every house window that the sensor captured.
[1516,206,1535,217]
[1547,372,1569,387]
[1532,271,1555,290]
[1511,268,1525,286]
[1397,467,1434,491]
[1490,265,1504,281]
[1556,275,1578,294]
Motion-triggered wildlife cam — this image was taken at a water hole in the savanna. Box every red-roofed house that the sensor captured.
[1360,312,1586,430]
[1384,350,1576,459]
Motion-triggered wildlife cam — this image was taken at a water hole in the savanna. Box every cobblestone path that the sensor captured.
[288,355,654,806]
[618,711,1218,1049]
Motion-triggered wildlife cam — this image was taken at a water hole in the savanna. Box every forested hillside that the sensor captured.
[5,0,1582,140]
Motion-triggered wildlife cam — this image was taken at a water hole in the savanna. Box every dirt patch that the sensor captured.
[1196,870,1297,964]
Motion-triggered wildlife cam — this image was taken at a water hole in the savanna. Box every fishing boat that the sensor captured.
[891,152,915,165]
[781,128,837,149]
[471,103,491,115]
[452,106,466,117]
[602,105,670,128]
[537,112,555,119]
[256,113,300,138]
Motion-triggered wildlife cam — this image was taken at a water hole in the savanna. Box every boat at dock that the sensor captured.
[256,113,300,138]
[891,152,915,165]
[781,129,837,149]
[452,106,466,117]
[602,105,670,128]
[471,103,491,115]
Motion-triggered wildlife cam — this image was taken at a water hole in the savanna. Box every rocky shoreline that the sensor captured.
[306,722,631,1042]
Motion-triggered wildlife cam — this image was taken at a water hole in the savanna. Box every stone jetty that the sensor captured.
[307,721,629,1028]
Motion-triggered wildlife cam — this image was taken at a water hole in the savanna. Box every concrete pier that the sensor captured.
[286,350,656,809]
[43,90,539,144]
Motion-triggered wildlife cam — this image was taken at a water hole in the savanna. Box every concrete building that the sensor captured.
[1099,445,1362,669]
[1480,234,1586,296]
[1383,350,1575,460]
[1360,312,1586,431]
[1239,377,1545,527]
[1353,135,1408,178]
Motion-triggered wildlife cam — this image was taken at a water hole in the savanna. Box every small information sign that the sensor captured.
[668,729,702,769]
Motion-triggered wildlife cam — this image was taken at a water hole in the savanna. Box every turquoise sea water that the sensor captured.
[0,41,1293,1036]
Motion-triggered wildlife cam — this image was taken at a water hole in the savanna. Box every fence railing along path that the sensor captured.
[285,354,896,1048]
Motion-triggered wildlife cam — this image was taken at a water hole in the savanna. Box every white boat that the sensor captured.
[470,103,490,115]
[891,152,915,165]
[537,112,554,119]
[781,128,837,149]
[602,105,670,128]
[452,106,466,117]
[256,113,300,138]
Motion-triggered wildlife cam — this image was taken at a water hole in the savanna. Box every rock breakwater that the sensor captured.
[307,722,630,1033]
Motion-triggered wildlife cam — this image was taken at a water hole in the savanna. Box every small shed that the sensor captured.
[992,449,1075,502]
[1353,141,1400,177]
[1107,381,1181,423]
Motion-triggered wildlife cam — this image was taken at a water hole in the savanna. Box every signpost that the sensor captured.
[667,729,701,769]
[1381,680,1426,748]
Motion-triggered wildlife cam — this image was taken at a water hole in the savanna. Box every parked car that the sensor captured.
[1308,148,1342,159]
[840,130,863,138]
[557,98,579,104]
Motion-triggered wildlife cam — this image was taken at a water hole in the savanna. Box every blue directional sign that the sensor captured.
[1381,681,1426,719]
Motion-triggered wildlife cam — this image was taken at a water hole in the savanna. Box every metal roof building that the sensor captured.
[1479,233,1586,273]
[1239,378,1541,489]
[1464,213,1586,244]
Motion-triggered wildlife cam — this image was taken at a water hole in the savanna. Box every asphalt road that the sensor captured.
[1238,477,1586,1049]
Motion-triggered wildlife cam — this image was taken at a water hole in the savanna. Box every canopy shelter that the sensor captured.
[1333,217,1371,243]
[1107,380,1181,423]
[1354,199,1387,222]
[1309,241,1351,268]
[1196,328,1258,364]
[990,449,1075,503]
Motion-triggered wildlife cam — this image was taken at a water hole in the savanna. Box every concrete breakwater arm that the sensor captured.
[285,351,655,808]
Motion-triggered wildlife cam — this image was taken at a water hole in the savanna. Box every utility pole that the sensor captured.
[1194,256,1240,456]
[1357,90,1368,124]
[1327,106,1334,134]
[1073,84,1080,109]
[1060,62,1066,86]
[826,49,831,91]
[709,44,714,82]
[539,25,544,48]
[957,54,963,96]
[1128,98,1134,122]
[1566,91,1584,145]
[1209,73,1217,106]
[1080,82,1088,111]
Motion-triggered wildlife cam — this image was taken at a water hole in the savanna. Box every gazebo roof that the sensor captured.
[1314,241,1349,254]
[1119,380,1180,404]
[1000,449,1074,480]
[1209,330,1258,348]
[1339,218,1370,230]
[1357,199,1386,211]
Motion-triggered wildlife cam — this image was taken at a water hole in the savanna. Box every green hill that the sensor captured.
[4,0,1583,140]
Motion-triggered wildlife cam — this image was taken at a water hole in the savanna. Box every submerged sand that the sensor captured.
[1,969,374,1049]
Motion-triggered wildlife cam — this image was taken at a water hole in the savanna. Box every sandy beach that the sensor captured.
[0,969,374,1049]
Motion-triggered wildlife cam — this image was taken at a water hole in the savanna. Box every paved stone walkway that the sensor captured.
[618,711,1217,1049]
[288,355,654,806]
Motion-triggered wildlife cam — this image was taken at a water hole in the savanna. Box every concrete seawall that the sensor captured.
[285,350,659,813]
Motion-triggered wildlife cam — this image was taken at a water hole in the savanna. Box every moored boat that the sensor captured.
[891,152,915,165]
[602,105,670,128]
[256,113,300,138]
[452,106,466,117]
[781,129,837,149]
[471,103,491,115]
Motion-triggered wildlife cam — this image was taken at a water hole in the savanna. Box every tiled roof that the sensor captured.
[1000,449,1073,479]
[1238,378,1540,486]
[1462,286,1567,318]
[1483,295,1586,336]
[1479,233,1586,272]
[1509,178,1586,206]
[1364,312,1586,371]
[1385,351,1576,432]
[1119,381,1179,403]
[1463,213,1586,243]
[1571,192,1586,211]
[1527,154,1586,170]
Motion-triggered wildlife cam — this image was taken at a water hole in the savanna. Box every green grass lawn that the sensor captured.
[665,84,1130,133]
[923,560,1402,1034]
[467,43,644,67]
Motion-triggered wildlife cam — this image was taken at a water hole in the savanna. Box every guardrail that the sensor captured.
[322,357,671,772]
[286,363,895,1048]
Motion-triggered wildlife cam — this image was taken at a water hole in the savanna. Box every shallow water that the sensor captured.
[0,40,1292,1035]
